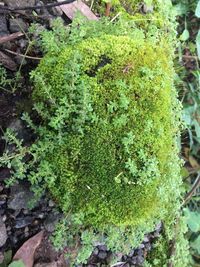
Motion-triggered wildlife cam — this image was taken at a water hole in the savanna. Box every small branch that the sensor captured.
[3,49,42,60]
[111,262,126,267]
[0,0,76,11]
[183,173,200,205]
[182,55,199,60]
[0,32,24,45]
[110,12,121,23]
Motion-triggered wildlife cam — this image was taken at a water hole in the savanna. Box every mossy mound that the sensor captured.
[0,1,188,264]
[32,30,181,228]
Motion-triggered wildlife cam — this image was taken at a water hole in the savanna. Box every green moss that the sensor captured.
[0,1,186,264]
[31,28,181,229]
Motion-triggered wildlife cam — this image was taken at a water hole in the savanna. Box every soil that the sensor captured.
[0,1,163,266]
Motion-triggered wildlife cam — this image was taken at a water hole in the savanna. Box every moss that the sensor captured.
[31,28,182,229]
[0,0,186,264]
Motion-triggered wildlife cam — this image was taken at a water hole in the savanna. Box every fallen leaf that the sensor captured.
[8,260,25,267]
[13,231,44,267]
[189,155,200,169]
[0,32,24,45]
[57,0,98,20]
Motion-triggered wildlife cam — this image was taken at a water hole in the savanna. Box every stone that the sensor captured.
[0,12,9,37]
[143,235,149,243]
[7,183,35,211]
[97,244,107,251]
[0,216,7,247]
[3,0,36,8]
[9,18,28,33]
[15,216,33,229]
[98,251,107,260]
[51,6,63,16]
[130,256,137,265]
[142,4,154,14]
[44,212,62,233]
[136,255,144,266]
[138,243,145,249]
[145,242,152,251]
[48,200,55,207]
[93,247,99,256]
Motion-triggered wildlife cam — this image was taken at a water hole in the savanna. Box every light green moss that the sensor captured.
[31,30,181,228]
[1,1,187,264]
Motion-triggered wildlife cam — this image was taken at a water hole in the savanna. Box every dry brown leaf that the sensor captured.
[57,0,98,20]
[0,32,24,45]
[189,155,200,169]
[13,231,44,267]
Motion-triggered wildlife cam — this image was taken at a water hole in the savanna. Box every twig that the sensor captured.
[0,32,24,44]
[111,262,126,267]
[2,49,42,60]
[0,0,76,11]
[110,12,121,23]
[90,0,94,10]
[183,173,200,205]
[182,55,199,60]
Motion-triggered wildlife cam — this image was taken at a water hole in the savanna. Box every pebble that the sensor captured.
[15,216,33,229]
[0,216,7,247]
[0,200,6,206]
[44,212,62,233]
[143,235,149,243]
[19,39,28,49]
[142,4,154,13]
[137,255,144,265]
[138,243,145,249]
[130,256,137,265]
[145,242,152,251]
[2,214,7,222]
[98,251,107,260]
[0,12,9,37]
[48,200,55,207]
[9,18,28,33]
[4,0,36,8]
[7,183,35,211]
[97,244,107,251]
[93,247,99,256]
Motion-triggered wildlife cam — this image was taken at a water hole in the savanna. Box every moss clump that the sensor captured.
[0,1,186,264]
[31,24,181,229]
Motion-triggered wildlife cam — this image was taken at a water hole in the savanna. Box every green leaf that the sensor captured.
[8,260,25,267]
[180,29,190,41]
[194,120,200,139]
[174,3,188,16]
[196,30,200,60]
[195,0,200,18]
[191,235,200,254]
[0,250,12,267]
[184,209,200,232]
